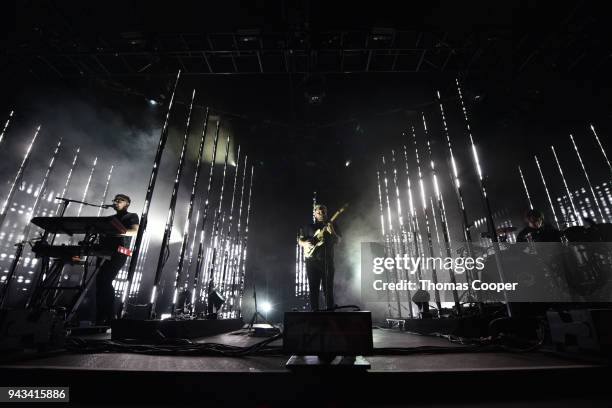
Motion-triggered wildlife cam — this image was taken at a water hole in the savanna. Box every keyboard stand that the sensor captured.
[27,250,107,325]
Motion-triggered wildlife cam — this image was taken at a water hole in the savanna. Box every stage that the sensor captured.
[0,327,609,406]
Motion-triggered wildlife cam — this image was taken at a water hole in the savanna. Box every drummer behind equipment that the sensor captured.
[517,208,562,242]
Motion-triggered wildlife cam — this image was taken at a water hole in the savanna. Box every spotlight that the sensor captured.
[148,99,158,106]
[260,301,272,313]
[345,160,351,167]
[160,313,171,320]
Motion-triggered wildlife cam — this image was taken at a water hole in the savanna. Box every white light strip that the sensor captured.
[518,165,534,210]
[590,123,612,177]
[551,145,582,226]
[570,134,604,221]
[534,155,560,229]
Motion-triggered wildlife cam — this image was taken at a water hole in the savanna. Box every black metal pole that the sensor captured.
[228,154,248,316]
[376,170,393,318]
[181,209,199,308]
[429,196,442,254]
[411,126,442,310]
[236,165,254,318]
[456,78,511,316]
[435,91,474,248]
[203,133,231,314]
[402,143,424,282]
[423,113,461,311]
[390,149,413,318]
[148,89,196,319]
[171,107,210,314]
[119,70,181,318]
[189,121,221,315]
[218,145,241,307]
[381,155,402,317]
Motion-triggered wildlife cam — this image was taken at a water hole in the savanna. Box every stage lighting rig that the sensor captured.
[370,28,395,46]
[236,29,261,44]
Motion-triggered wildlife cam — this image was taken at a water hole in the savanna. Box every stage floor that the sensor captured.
[0,327,597,372]
[0,328,610,406]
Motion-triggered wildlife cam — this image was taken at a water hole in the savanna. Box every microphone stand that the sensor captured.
[247,284,273,331]
[56,196,112,211]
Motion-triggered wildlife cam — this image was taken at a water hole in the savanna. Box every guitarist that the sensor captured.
[298,204,342,311]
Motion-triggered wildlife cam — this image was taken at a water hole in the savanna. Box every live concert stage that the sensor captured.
[2,1,612,406]
[2,327,610,406]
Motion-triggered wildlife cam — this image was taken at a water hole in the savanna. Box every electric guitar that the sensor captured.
[304,203,348,259]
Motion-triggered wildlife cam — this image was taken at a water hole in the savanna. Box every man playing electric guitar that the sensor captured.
[298,204,343,311]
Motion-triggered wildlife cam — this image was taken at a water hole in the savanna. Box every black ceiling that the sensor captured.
[3,1,611,80]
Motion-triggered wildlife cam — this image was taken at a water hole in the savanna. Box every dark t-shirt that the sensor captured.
[517,224,562,242]
[100,210,139,250]
[299,220,342,262]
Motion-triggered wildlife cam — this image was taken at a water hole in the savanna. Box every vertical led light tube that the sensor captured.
[171,107,210,314]
[518,166,534,210]
[412,126,441,310]
[235,165,254,318]
[149,89,196,318]
[534,155,560,229]
[190,121,221,315]
[376,171,393,317]
[0,126,41,231]
[76,157,98,217]
[423,113,460,310]
[202,133,231,313]
[120,70,181,318]
[1,138,62,307]
[551,145,582,226]
[97,165,114,217]
[0,110,15,145]
[456,79,511,316]
[590,124,612,178]
[381,155,402,317]
[569,134,604,221]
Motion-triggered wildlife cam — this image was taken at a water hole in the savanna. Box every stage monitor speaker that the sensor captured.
[0,309,65,351]
[283,311,373,357]
[547,308,612,357]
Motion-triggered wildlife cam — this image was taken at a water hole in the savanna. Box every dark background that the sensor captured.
[1,0,612,321]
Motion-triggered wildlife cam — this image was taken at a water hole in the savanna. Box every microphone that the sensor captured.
[101,203,114,209]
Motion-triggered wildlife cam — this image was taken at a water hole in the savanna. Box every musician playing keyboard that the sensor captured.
[96,194,139,325]
[297,204,342,311]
